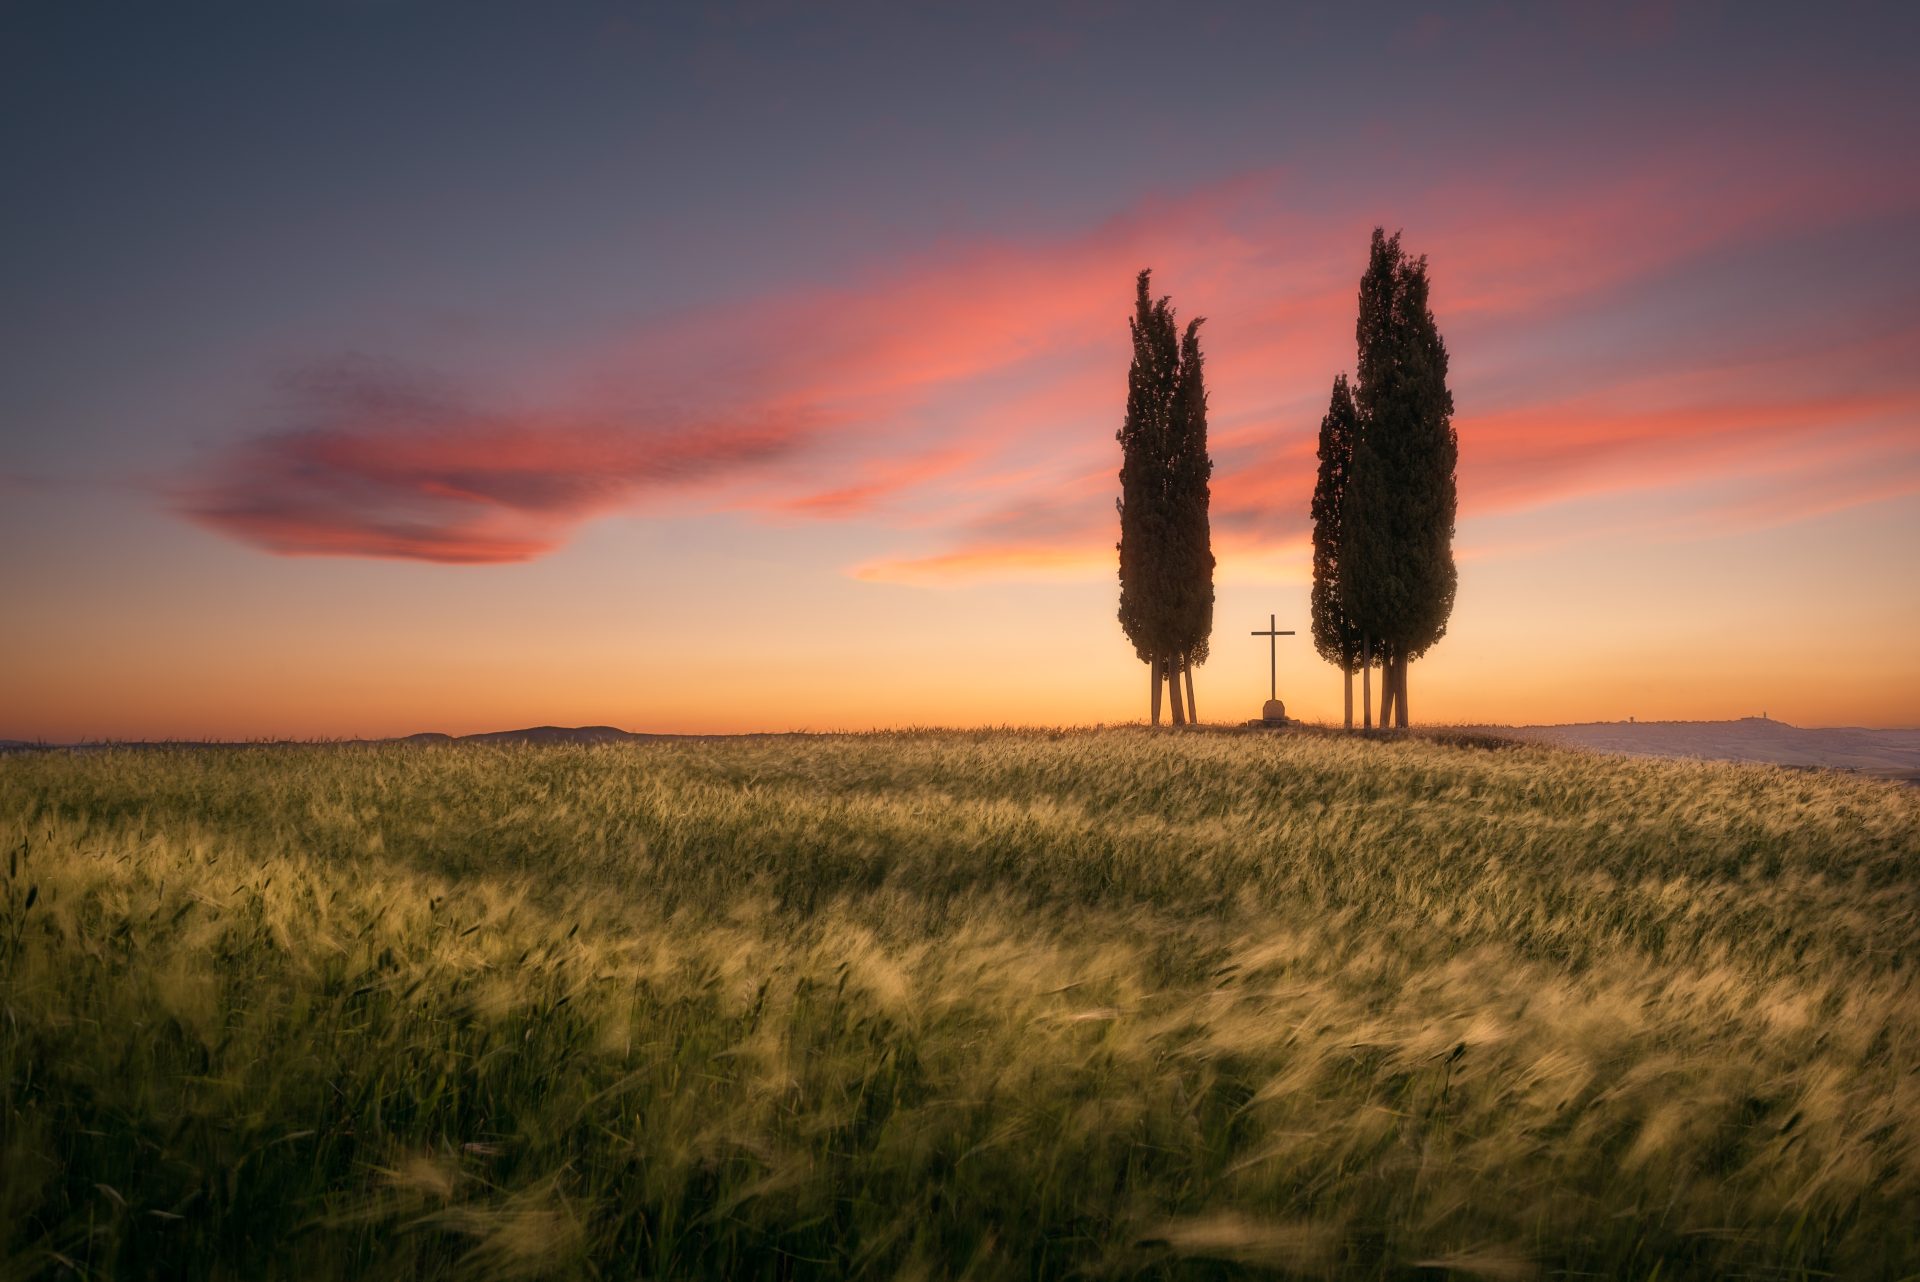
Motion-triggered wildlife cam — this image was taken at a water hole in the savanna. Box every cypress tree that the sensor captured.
[1389,247,1459,714]
[1166,315,1215,720]
[1117,271,1214,725]
[1341,231,1400,724]
[1117,270,1180,724]
[1310,373,1362,728]
[1340,229,1457,728]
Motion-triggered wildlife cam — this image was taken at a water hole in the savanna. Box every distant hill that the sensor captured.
[0,726,704,752]
[451,725,689,746]
[1493,717,1920,781]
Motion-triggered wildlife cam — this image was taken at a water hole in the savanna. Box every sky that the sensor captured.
[3,0,1917,739]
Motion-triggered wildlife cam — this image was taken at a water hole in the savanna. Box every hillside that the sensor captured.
[1501,716,1920,780]
[2,730,1916,1278]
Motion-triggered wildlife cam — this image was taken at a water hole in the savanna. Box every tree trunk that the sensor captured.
[1361,637,1372,730]
[1375,644,1385,728]
[1182,655,1198,724]
[1379,643,1398,729]
[1343,662,1353,730]
[1396,655,1410,728]
[1150,656,1162,726]
[1168,654,1187,725]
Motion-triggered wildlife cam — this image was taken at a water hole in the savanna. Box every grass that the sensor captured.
[1,728,1916,1279]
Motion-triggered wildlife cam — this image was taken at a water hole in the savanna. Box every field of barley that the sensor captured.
[2,729,1916,1280]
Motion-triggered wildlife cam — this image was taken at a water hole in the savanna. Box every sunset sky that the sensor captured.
[4,1,1917,739]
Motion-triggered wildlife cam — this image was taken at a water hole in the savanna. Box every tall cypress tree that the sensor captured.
[1310,373,1362,727]
[1340,229,1457,728]
[1117,271,1214,725]
[1341,231,1400,724]
[1389,249,1459,702]
[1166,315,1215,720]
[1117,271,1180,723]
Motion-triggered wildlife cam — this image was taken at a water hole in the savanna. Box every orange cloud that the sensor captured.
[1459,370,1920,518]
[853,544,1112,585]
[767,446,982,519]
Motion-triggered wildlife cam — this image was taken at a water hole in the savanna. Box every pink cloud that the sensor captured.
[768,446,982,519]
[176,135,1920,573]
[175,363,811,564]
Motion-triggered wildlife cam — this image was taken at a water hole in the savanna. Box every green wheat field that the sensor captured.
[2,730,1916,1280]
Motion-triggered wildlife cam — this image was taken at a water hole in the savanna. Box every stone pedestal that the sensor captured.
[1261,698,1287,726]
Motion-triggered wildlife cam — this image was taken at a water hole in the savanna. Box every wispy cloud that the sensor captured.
[175,135,1920,573]
[174,360,811,564]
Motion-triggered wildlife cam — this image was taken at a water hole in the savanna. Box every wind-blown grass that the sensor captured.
[1,729,1915,1279]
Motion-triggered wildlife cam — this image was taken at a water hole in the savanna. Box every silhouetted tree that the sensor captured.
[1118,271,1179,723]
[1340,229,1458,728]
[1166,316,1215,720]
[1117,271,1213,724]
[1310,373,1362,728]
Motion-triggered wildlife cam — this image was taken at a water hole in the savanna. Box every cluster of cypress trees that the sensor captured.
[1310,229,1458,728]
[1116,270,1214,725]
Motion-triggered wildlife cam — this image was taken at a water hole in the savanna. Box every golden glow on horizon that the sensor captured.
[3,496,1915,740]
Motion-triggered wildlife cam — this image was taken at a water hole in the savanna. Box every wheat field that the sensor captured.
[2,729,1916,1279]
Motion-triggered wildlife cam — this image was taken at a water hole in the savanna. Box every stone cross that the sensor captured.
[1249,613,1295,701]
